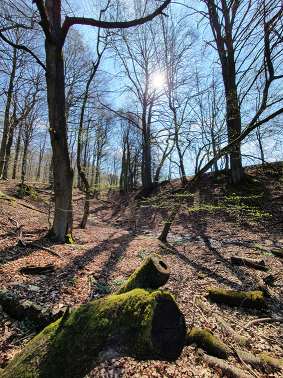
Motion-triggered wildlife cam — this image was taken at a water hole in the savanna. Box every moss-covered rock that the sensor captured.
[117,254,170,294]
[207,288,266,309]
[186,327,232,359]
[2,289,186,378]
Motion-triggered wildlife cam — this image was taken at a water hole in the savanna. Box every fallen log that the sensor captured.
[0,289,64,330]
[117,254,170,294]
[19,264,55,275]
[230,256,268,271]
[207,288,266,309]
[186,327,232,359]
[203,354,253,378]
[235,350,283,372]
[2,288,186,378]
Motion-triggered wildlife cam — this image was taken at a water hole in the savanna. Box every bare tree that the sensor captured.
[0,0,171,241]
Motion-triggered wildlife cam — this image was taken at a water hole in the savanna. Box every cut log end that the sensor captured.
[117,254,170,294]
[151,294,186,360]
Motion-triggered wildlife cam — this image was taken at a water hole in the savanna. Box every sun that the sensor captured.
[151,71,166,90]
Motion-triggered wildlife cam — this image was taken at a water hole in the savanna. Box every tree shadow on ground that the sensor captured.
[160,243,243,290]
[0,235,56,265]
[52,231,136,298]
[178,212,254,288]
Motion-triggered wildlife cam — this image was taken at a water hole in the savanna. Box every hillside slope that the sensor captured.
[0,162,282,377]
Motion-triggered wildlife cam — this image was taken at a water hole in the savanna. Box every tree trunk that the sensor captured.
[142,129,152,190]
[36,130,47,181]
[2,122,15,179]
[45,39,73,242]
[3,256,186,378]
[256,127,265,165]
[226,85,243,183]
[20,133,29,185]
[12,122,22,179]
[0,48,17,178]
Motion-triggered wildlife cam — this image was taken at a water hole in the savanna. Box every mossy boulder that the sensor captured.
[186,327,232,359]
[2,289,186,378]
[208,288,266,309]
[117,254,170,294]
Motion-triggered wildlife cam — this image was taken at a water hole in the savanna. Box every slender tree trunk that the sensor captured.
[36,130,47,181]
[77,72,94,229]
[12,122,22,179]
[2,122,15,179]
[0,48,17,177]
[21,134,29,184]
[225,82,243,183]
[256,127,265,165]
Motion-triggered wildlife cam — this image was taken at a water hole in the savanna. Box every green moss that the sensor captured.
[259,353,283,369]
[117,254,169,294]
[208,288,266,309]
[65,233,75,244]
[16,184,38,200]
[270,249,283,258]
[186,327,231,359]
[3,289,185,378]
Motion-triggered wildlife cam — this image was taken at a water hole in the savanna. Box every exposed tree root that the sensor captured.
[186,327,232,359]
[202,354,253,378]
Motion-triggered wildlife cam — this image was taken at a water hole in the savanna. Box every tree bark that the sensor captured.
[45,37,73,242]
[0,47,17,178]
[12,122,22,179]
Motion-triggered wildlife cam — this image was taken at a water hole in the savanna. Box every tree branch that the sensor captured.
[32,0,52,42]
[61,0,171,43]
[0,31,46,70]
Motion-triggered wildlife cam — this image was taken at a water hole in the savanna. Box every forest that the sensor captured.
[0,0,282,377]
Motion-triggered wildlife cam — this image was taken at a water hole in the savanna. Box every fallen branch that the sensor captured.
[0,190,47,214]
[235,349,283,373]
[19,264,55,275]
[203,353,253,378]
[230,256,268,271]
[240,317,283,332]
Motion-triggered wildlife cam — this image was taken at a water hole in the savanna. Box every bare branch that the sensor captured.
[0,30,46,70]
[61,0,171,43]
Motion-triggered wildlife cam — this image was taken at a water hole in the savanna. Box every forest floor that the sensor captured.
[0,163,282,377]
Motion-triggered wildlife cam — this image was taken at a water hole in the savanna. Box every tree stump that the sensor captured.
[2,289,186,378]
[117,254,170,294]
